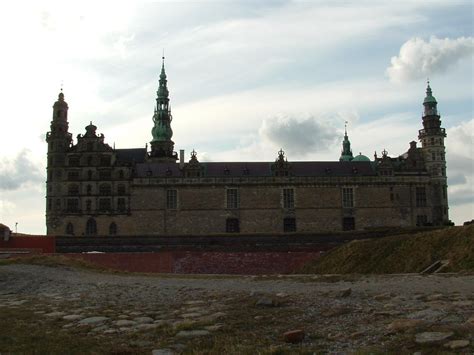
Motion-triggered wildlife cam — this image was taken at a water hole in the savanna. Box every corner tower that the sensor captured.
[149,56,178,161]
[45,90,72,233]
[418,82,449,225]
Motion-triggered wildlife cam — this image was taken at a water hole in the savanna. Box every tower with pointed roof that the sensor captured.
[418,82,449,224]
[45,90,72,233]
[149,56,178,162]
[339,123,354,162]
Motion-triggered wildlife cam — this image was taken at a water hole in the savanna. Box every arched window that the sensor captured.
[86,218,97,236]
[99,184,111,195]
[109,222,117,235]
[66,222,74,235]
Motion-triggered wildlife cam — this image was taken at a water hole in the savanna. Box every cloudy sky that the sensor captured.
[0,1,472,233]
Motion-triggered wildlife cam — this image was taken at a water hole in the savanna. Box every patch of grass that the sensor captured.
[300,225,474,274]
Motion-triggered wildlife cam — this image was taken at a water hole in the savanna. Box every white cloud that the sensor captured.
[387,36,474,82]
[0,150,45,191]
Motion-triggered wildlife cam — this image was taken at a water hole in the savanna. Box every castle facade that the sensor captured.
[45,60,449,236]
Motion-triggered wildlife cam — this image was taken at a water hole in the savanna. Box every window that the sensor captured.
[86,218,97,235]
[99,184,111,195]
[416,187,427,207]
[283,217,296,232]
[66,223,74,235]
[87,156,93,165]
[67,171,80,180]
[166,189,177,209]
[87,170,93,180]
[68,156,80,166]
[109,222,117,235]
[66,199,79,212]
[117,198,126,212]
[343,217,355,231]
[86,199,92,212]
[117,184,126,195]
[226,188,239,209]
[86,185,92,195]
[416,215,428,226]
[55,199,61,210]
[98,198,111,212]
[283,188,294,209]
[68,184,79,195]
[342,188,354,208]
[100,156,111,166]
[431,152,436,161]
[119,170,124,179]
[99,170,111,179]
[226,218,240,233]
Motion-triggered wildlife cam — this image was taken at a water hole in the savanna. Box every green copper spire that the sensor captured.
[151,55,173,143]
[423,80,437,105]
[423,80,438,116]
[149,55,178,161]
[339,122,353,162]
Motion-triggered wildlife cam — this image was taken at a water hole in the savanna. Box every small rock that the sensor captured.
[117,314,129,319]
[453,300,473,307]
[387,319,424,332]
[444,340,470,349]
[256,297,276,307]
[283,329,305,343]
[62,314,83,321]
[180,312,202,318]
[8,300,28,306]
[321,307,351,318]
[184,300,205,305]
[426,293,444,301]
[135,323,158,330]
[134,316,154,324]
[78,316,109,326]
[415,331,453,344]
[154,320,169,326]
[91,325,108,332]
[115,319,137,327]
[129,311,142,316]
[337,288,352,298]
[276,293,288,298]
[176,330,210,338]
[406,309,446,322]
[205,324,224,332]
[103,329,117,334]
[350,331,365,339]
[466,315,474,325]
[440,314,464,323]
[45,311,65,318]
[374,293,392,301]
[152,348,174,355]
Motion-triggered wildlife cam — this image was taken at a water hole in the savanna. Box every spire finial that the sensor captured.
[344,120,348,136]
[162,49,165,68]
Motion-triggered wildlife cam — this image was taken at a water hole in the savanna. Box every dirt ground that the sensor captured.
[0,263,473,354]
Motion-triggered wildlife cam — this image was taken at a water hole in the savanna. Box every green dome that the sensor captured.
[353,153,370,162]
[423,95,437,104]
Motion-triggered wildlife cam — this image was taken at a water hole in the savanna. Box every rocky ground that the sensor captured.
[0,263,473,354]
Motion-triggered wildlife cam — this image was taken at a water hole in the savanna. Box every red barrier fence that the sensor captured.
[66,251,321,274]
[0,236,56,253]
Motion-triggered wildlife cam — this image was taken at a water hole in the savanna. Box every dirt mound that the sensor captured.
[301,225,474,274]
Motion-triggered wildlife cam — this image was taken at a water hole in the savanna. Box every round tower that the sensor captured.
[418,82,449,225]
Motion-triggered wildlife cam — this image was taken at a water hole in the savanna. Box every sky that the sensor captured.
[0,0,472,234]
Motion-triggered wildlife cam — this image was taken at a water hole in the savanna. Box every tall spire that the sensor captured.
[149,55,177,161]
[339,121,353,162]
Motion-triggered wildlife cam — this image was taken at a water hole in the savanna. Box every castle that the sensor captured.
[45,59,449,236]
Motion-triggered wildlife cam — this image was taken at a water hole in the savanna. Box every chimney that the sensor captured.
[179,149,185,168]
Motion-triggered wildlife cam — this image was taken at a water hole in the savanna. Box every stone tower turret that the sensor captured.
[339,122,354,162]
[45,90,72,233]
[418,82,449,225]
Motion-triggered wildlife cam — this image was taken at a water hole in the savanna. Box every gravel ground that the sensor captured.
[1,264,473,354]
